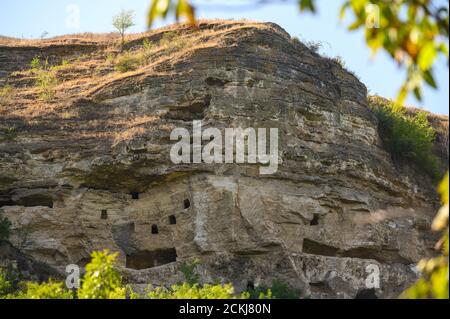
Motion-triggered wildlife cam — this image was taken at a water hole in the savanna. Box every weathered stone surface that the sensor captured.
[0,20,448,298]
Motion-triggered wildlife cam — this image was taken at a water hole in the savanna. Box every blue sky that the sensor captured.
[0,0,448,115]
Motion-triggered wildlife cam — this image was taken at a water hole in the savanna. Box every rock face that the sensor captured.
[0,21,448,298]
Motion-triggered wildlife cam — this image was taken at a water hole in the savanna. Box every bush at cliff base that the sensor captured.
[402,172,449,299]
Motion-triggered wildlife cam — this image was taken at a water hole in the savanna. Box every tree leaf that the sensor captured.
[423,70,438,89]
[299,0,316,13]
[418,42,438,71]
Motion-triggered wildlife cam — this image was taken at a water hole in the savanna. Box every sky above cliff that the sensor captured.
[1,0,449,115]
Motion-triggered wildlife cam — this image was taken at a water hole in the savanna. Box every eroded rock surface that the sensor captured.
[0,21,448,298]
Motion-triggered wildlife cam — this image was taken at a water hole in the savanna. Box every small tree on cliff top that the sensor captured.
[112,10,135,49]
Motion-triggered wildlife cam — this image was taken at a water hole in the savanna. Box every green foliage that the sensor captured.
[35,69,58,101]
[179,258,200,285]
[30,56,41,70]
[2,250,275,300]
[143,38,154,51]
[77,250,126,299]
[30,57,71,101]
[0,270,15,298]
[147,0,449,104]
[30,56,50,72]
[114,52,141,72]
[369,96,439,179]
[10,281,73,299]
[0,215,12,240]
[0,85,14,105]
[160,32,188,53]
[337,0,449,104]
[148,0,195,28]
[403,172,449,299]
[50,59,71,71]
[113,40,157,72]
[1,127,17,143]
[246,280,302,299]
[147,283,253,299]
[113,10,135,48]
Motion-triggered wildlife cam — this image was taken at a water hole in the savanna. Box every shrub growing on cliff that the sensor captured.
[35,70,57,101]
[369,96,439,179]
[246,279,302,299]
[114,52,141,72]
[0,215,12,241]
[160,32,188,53]
[0,85,14,106]
[179,259,200,285]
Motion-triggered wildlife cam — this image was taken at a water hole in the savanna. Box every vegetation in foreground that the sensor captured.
[0,250,301,299]
[403,172,449,299]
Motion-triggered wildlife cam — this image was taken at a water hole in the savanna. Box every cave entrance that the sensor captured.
[130,192,139,200]
[310,214,320,226]
[355,289,378,299]
[126,248,177,270]
[15,194,53,208]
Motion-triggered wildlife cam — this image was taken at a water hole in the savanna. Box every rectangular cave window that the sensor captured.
[16,194,54,208]
[151,224,159,234]
[126,248,177,270]
[168,215,177,225]
[184,199,190,209]
[101,210,108,220]
[131,192,139,200]
[310,214,320,226]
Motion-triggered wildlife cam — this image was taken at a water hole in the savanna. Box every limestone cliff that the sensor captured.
[0,20,448,298]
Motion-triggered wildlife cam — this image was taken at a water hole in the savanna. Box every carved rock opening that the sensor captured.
[302,239,339,257]
[126,248,177,270]
[310,214,320,226]
[15,194,54,208]
[355,289,378,299]
[130,192,139,200]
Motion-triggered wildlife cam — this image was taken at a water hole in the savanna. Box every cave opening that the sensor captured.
[246,280,255,291]
[310,214,320,226]
[101,210,108,220]
[151,224,159,234]
[355,289,378,299]
[131,192,139,200]
[15,194,54,208]
[126,248,177,270]
[184,199,190,209]
[168,215,177,225]
[302,239,338,257]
